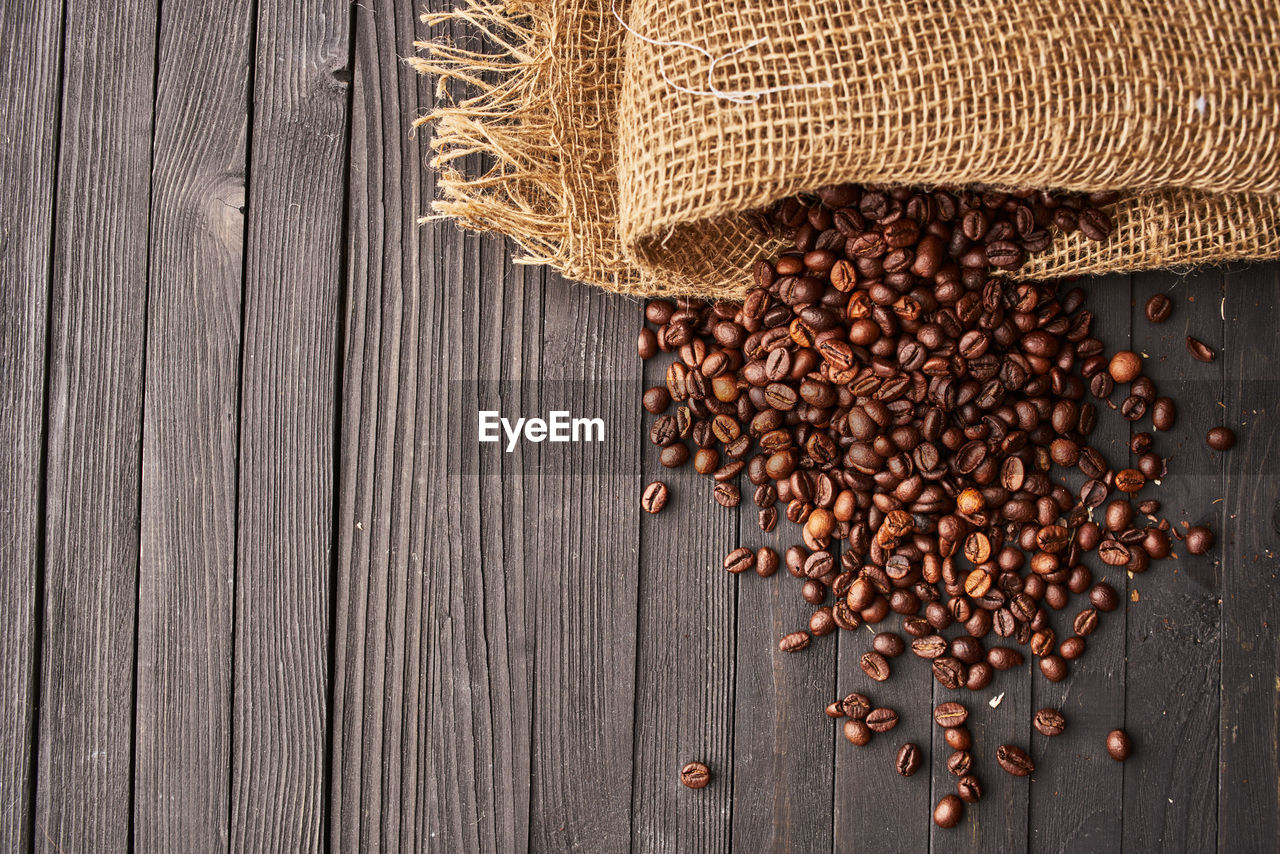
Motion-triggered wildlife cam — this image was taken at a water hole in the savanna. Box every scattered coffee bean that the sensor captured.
[1207,426,1236,450]
[1034,708,1066,737]
[779,631,810,652]
[1185,526,1215,555]
[896,742,922,776]
[933,794,964,829]
[680,761,711,789]
[866,707,899,733]
[641,481,669,513]
[1109,351,1142,383]
[1106,728,1133,761]
[996,744,1035,776]
[841,692,871,720]
[1186,336,1216,362]
[956,775,983,803]
[934,701,968,728]
[843,718,872,746]
[873,632,906,657]
[1144,293,1173,323]
[861,651,891,682]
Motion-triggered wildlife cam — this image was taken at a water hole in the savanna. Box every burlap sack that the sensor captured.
[412,0,1280,298]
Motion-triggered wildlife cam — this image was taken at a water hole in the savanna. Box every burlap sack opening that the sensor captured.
[412,0,1280,298]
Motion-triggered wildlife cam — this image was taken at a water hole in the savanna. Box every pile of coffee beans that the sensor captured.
[641,184,1225,823]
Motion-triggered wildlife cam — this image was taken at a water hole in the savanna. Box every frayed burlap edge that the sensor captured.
[412,2,1280,300]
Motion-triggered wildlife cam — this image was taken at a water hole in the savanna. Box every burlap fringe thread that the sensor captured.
[411,0,1280,299]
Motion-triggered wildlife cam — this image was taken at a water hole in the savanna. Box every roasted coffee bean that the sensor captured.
[1108,351,1142,383]
[933,794,964,829]
[1207,426,1236,450]
[843,718,872,746]
[779,631,810,652]
[947,750,973,776]
[1106,728,1133,760]
[1144,293,1173,323]
[713,482,740,508]
[996,744,1035,776]
[724,547,755,574]
[1186,525,1214,554]
[987,646,1024,670]
[1151,396,1176,431]
[866,707,899,733]
[841,692,871,720]
[680,761,711,789]
[934,701,968,728]
[641,481,669,513]
[1060,635,1085,660]
[896,742,923,776]
[1186,336,1216,363]
[932,657,966,689]
[1039,654,1067,682]
[956,775,983,803]
[1090,582,1120,612]
[1073,608,1100,636]
[861,651,891,681]
[873,632,906,657]
[1034,707,1066,736]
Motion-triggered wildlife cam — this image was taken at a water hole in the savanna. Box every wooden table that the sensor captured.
[2,0,1277,850]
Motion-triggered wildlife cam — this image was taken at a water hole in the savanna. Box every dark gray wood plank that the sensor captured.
[731,499,834,853]
[132,0,252,848]
[1028,274,1130,853]
[0,2,63,849]
[1219,262,1280,852]
[1122,269,1223,852]
[632,343,736,853]
[229,0,350,848]
[34,1,156,851]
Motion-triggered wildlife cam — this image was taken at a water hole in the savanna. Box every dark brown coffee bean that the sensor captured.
[1073,608,1100,636]
[779,631,810,652]
[873,631,906,657]
[987,646,1024,670]
[933,794,964,829]
[1039,654,1067,682]
[1151,396,1176,431]
[996,744,1035,776]
[1108,351,1142,383]
[723,547,755,574]
[956,775,983,803]
[641,481,669,513]
[1207,426,1236,450]
[866,707,899,733]
[932,657,966,689]
[1090,582,1120,612]
[712,482,740,508]
[896,742,922,776]
[934,701,968,728]
[842,692,871,720]
[680,761,711,789]
[1186,336,1216,363]
[843,718,872,746]
[1106,728,1133,760]
[1078,207,1112,241]
[1144,293,1173,323]
[1034,707,1066,736]
[861,651,891,681]
[1186,525,1214,555]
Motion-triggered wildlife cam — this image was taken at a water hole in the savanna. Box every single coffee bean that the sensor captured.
[873,631,906,657]
[1151,397,1176,431]
[724,547,755,574]
[659,442,690,468]
[779,631,810,652]
[944,726,972,750]
[932,657,966,689]
[1106,728,1133,760]
[1186,525,1214,555]
[1034,707,1066,736]
[641,481,669,513]
[896,742,922,776]
[1144,293,1173,323]
[861,651,891,681]
[842,692,871,720]
[947,750,973,776]
[843,718,872,746]
[956,775,982,803]
[966,662,993,690]
[713,482,740,508]
[1108,351,1142,383]
[1074,607,1099,636]
[680,761,711,789]
[866,707,899,733]
[810,607,836,637]
[1186,336,1216,363]
[825,701,844,718]
[987,646,1024,670]
[1060,635,1085,660]
[933,794,964,829]
[996,744,1035,776]
[1090,582,1120,612]
[934,701,969,728]
[1039,654,1067,682]
[1207,426,1236,450]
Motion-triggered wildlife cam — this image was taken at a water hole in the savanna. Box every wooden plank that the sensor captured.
[1219,262,1280,852]
[731,504,834,853]
[1122,269,1223,852]
[228,0,350,848]
[34,1,156,850]
[0,2,64,849]
[1027,274,1130,853]
[131,0,252,848]
[631,339,736,853]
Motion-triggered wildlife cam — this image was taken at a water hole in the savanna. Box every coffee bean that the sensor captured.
[873,632,906,657]
[996,744,1035,776]
[841,692,871,720]
[933,794,964,828]
[659,442,690,468]
[1186,525,1214,555]
[1207,426,1236,450]
[896,742,922,776]
[932,657,966,689]
[1106,728,1133,760]
[934,701,968,728]
[1078,207,1113,241]
[680,761,711,789]
[713,482,740,508]
[1151,397,1176,431]
[1034,707,1066,736]
[860,651,891,681]
[779,631,810,652]
[956,775,983,803]
[1108,351,1142,383]
[825,701,844,718]
[1186,336,1216,363]
[1039,654,1067,682]
[641,481,669,513]
[843,718,872,746]
[1144,293,1173,323]
[987,647,1023,670]
[866,707,899,733]
[724,547,755,574]
[1090,582,1120,612]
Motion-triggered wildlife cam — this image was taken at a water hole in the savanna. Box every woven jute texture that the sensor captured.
[413,0,1280,298]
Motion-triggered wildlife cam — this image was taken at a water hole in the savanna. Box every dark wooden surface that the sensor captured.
[1,0,1278,850]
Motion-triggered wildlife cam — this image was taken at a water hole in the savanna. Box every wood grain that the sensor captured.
[1027,274,1130,854]
[229,0,350,849]
[0,2,64,850]
[1219,263,1280,853]
[35,1,157,851]
[1123,270,1223,853]
[132,0,252,849]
